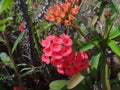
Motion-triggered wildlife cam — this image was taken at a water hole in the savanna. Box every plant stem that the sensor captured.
[100,52,111,90]
[104,17,109,40]
[2,31,22,86]
[72,25,100,49]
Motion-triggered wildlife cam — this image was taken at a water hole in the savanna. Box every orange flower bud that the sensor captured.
[59,11,65,18]
[54,4,61,11]
[71,5,80,15]
[64,20,71,26]
[56,17,62,23]
[61,2,70,13]
[53,10,60,17]
[48,8,54,14]
[44,13,55,22]
[68,14,74,21]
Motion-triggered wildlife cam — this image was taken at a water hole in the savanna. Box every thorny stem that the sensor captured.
[2,31,22,86]
[72,24,100,49]
[100,52,111,90]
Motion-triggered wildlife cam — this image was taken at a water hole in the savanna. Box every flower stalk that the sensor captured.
[72,24,100,49]
[100,52,111,90]
[2,31,22,86]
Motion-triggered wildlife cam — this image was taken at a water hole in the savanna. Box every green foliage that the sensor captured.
[108,40,120,56]
[78,37,101,51]
[0,36,4,42]
[0,0,13,13]
[0,17,12,31]
[0,24,5,31]
[49,80,67,90]
[109,25,120,39]
[0,52,13,68]
[90,50,101,72]
[0,0,120,89]
[21,69,40,77]
[12,31,25,53]
[109,0,120,13]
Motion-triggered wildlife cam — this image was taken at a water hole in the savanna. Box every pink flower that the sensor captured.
[51,59,62,66]
[57,67,64,74]
[18,23,25,32]
[46,35,55,41]
[41,34,89,76]
[42,39,51,48]
[62,37,72,46]
[60,34,70,39]
[43,48,52,56]
[53,37,63,44]
[65,67,77,76]
[61,46,72,56]
[50,43,62,52]
[41,54,50,64]
[62,59,72,68]
[52,51,62,59]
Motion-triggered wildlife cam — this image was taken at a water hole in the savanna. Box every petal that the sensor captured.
[54,4,61,11]
[68,14,74,21]
[61,46,72,56]
[53,37,63,44]
[62,38,73,46]
[46,35,55,41]
[52,51,63,59]
[44,13,55,22]
[64,20,71,26]
[48,8,54,14]
[51,59,62,66]
[51,43,62,52]
[56,17,62,23]
[41,39,51,48]
[57,67,64,74]
[41,54,50,64]
[43,48,52,56]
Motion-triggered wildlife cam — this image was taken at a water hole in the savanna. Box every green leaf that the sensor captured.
[0,0,13,13]
[109,0,119,13]
[17,63,27,67]
[0,17,12,25]
[0,24,5,31]
[107,9,116,32]
[67,73,84,89]
[12,31,25,53]
[21,69,40,77]
[109,25,120,39]
[49,80,67,90]
[43,23,54,30]
[90,50,101,71]
[0,52,13,68]
[111,86,120,90]
[108,40,120,56]
[0,36,4,42]
[78,37,101,51]
[0,17,12,32]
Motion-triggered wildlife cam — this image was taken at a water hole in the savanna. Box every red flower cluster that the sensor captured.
[41,34,89,76]
[44,0,80,26]
[18,23,25,32]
